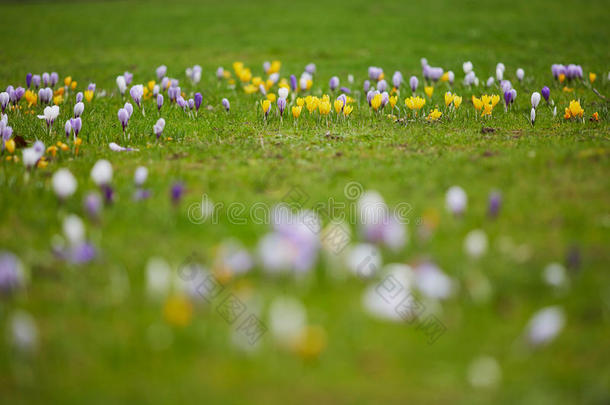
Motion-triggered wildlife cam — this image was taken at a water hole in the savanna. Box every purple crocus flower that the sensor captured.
[153,118,165,139]
[156,65,167,80]
[11,87,25,105]
[171,182,185,205]
[277,97,287,116]
[129,84,143,108]
[509,89,517,103]
[329,76,340,91]
[503,90,513,106]
[0,251,24,293]
[366,90,375,106]
[157,94,164,111]
[70,117,82,137]
[64,120,72,138]
[392,71,403,88]
[160,77,169,91]
[305,63,316,75]
[194,92,203,111]
[84,192,102,220]
[363,80,371,92]
[339,86,351,95]
[69,243,96,264]
[124,71,133,85]
[176,96,187,111]
[42,72,50,87]
[26,73,32,88]
[409,76,418,93]
[377,80,388,92]
[290,75,297,92]
[50,72,58,87]
[124,102,133,118]
[76,92,83,103]
[488,191,502,218]
[87,83,96,92]
[32,74,41,89]
[118,108,129,133]
[216,67,224,80]
[222,98,230,112]
[541,86,550,103]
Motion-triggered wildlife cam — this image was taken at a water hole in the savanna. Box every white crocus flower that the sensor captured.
[116,75,127,95]
[531,92,541,109]
[516,68,525,82]
[37,105,60,131]
[525,306,565,346]
[278,87,289,100]
[90,159,113,186]
[446,186,467,215]
[486,76,495,87]
[463,61,473,74]
[52,168,77,199]
[530,108,536,125]
[134,166,148,186]
[74,101,84,117]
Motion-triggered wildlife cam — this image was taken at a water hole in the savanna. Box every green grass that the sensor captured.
[1,0,609,403]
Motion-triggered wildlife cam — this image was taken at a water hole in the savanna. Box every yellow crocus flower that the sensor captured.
[243,84,258,94]
[567,100,584,118]
[343,105,353,117]
[148,81,156,92]
[239,69,252,83]
[266,93,276,103]
[306,79,313,90]
[268,60,281,74]
[481,95,491,105]
[371,93,382,111]
[472,96,483,111]
[481,103,493,117]
[424,86,434,98]
[252,76,263,87]
[334,99,344,114]
[71,81,77,90]
[46,145,57,157]
[389,95,397,109]
[296,97,304,107]
[440,72,449,82]
[163,295,193,327]
[64,76,72,86]
[490,95,500,108]
[84,90,94,102]
[444,92,454,107]
[55,87,65,96]
[233,61,244,74]
[261,99,271,116]
[305,96,319,113]
[37,157,48,169]
[589,72,596,83]
[25,90,37,106]
[318,100,331,115]
[5,139,15,154]
[453,96,462,109]
[53,95,64,105]
[427,108,442,121]
[292,105,302,118]
[559,73,566,83]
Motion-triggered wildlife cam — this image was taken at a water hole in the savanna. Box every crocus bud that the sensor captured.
[216,67,224,80]
[84,192,102,220]
[541,86,550,102]
[157,94,164,111]
[124,71,133,85]
[52,168,77,199]
[222,98,230,112]
[42,72,50,87]
[118,108,129,131]
[516,68,524,82]
[26,73,32,88]
[171,182,185,205]
[329,76,339,91]
[463,61,473,74]
[124,102,133,118]
[392,71,402,88]
[134,166,148,186]
[524,306,565,346]
[64,120,72,138]
[509,89,517,102]
[446,186,467,216]
[277,97,287,116]
[156,65,167,80]
[90,159,113,186]
[377,80,388,92]
[447,71,455,85]
[531,92,541,109]
[32,74,41,89]
[70,117,82,137]
[50,72,59,87]
[194,92,203,111]
[305,63,316,75]
[290,75,297,92]
[129,85,144,108]
[496,67,503,81]
[74,102,84,118]
[363,80,371,92]
[116,76,127,95]
[153,118,165,139]
[76,92,83,103]
[488,191,501,218]
[530,108,536,125]
[409,76,418,93]
[486,77,495,87]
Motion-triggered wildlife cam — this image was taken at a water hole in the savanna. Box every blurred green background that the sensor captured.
[0,0,609,404]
